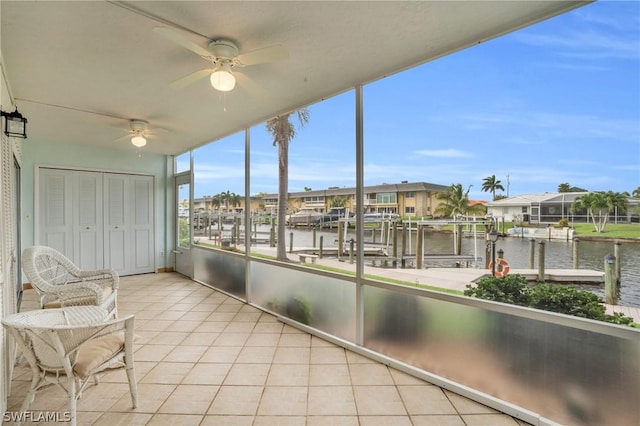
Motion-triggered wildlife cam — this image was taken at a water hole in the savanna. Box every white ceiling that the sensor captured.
[1,1,587,156]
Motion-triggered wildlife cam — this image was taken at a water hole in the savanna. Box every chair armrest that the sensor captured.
[75,269,119,290]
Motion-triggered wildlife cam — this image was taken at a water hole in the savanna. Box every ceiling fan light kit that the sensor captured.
[131,135,147,147]
[129,119,148,147]
[210,68,236,91]
[154,27,289,94]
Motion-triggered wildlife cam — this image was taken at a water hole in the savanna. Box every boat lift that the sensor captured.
[401,215,495,268]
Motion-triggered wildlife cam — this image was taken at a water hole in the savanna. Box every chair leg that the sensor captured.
[20,374,40,413]
[68,376,77,426]
[126,366,138,408]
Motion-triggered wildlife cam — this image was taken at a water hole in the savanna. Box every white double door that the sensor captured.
[38,168,154,276]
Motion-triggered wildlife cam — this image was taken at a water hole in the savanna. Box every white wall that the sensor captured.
[488,205,527,223]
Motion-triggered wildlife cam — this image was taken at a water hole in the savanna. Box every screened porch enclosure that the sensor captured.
[3,2,637,425]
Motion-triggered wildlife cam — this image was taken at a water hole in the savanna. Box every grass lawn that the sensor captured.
[571,223,640,240]
[440,222,639,240]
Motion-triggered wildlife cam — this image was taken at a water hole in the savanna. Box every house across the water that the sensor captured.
[487,192,640,225]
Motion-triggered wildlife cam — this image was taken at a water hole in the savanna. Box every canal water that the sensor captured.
[267,225,640,308]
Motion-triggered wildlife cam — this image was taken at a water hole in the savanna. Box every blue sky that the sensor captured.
[189,1,640,200]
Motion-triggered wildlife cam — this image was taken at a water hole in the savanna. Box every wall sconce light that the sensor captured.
[1,108,28,138]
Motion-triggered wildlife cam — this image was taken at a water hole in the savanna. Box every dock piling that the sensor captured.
[319,236,324,259]
[537,240,546,282]
[392,223,399,267]
[349,238,355,264]
[337,222,344,261]
[614,241,621,285]
[289,232,293,253]
[401,223,407,267]
[573,238,579,269]
[484,240,490,269]
[604,253,618,305]
[416,225,424,269]
[529,238,535,269]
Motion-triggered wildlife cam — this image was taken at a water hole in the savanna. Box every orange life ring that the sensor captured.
[489,258,510,277]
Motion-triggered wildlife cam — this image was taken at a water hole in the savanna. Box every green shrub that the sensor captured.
[285,296,312,325]
[465,274,637,327]
[528,284,604,319]
[605,312,638,327]
[464,274,530,306]
[558,218,569,228]
[266,296,312,325]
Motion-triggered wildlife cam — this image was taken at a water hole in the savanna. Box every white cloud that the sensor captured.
[549,63,610,72]
[515,29,639,61]
[414,149,473,158]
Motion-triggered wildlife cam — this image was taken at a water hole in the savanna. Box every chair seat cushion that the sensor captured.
[73,331,124,379]
[43,286,113,309]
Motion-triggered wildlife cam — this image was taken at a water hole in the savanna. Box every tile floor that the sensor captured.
[6,272,531,425]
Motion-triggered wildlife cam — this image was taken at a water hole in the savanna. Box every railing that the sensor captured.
[191,245,639,426]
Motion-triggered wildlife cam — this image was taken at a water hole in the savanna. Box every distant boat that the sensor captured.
[286,209,322,226]
[507,226,574,240]
[348,212,399,223]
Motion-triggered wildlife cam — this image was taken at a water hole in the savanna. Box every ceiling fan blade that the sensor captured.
[144,129,170,139]
[148,126,170,134]
[113,133,132,143]
[236,44,289,66]
[154,27,212,57]
[169,68,214,89]
[234,71,267,99]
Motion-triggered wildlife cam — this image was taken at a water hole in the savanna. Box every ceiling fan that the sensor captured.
[114,119,166,148]
[154,27,289,93]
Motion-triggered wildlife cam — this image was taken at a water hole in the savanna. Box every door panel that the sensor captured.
[130,176,154,274]
[74,171,103,270]
[38,168,154,276]
[134,229,152,269]
[104,174,130,275]
[39,169,73,255]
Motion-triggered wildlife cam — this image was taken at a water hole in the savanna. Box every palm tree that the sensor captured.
[228,192,242,211]
[220,190,233,211]
[633,186,640,198]
[434,183,485,255]
[559,183,588,193]
[481,175,505,201]
[604,190,628,227]
[266,109,310,261]
[330,195,349,208]
[209,194,222,211]
[571,191,628,233]
[434,184,485,218]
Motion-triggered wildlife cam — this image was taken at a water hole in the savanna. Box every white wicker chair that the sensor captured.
[22,246,118,318]
[2,308,137,426]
